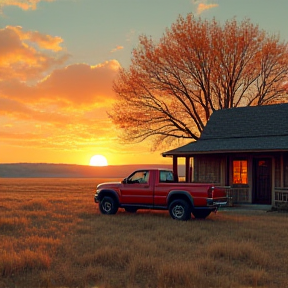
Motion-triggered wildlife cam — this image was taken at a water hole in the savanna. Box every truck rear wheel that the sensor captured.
[192,210,211,219]
[169,200,191,221]
[99,196,118,215]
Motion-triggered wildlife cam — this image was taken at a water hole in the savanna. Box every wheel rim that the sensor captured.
[172,204,184,219]
[102,201,112,213]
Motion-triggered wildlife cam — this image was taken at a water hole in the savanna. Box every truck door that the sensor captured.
[120,170,154,205]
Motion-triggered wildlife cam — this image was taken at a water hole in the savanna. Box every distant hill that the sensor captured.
[0,163,178,178]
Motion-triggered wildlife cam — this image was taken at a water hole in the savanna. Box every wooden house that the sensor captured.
[162,103,288,207]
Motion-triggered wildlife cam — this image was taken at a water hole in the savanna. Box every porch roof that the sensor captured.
[163,103,288,157]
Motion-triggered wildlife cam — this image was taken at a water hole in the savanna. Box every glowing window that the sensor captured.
[233,160,248,184]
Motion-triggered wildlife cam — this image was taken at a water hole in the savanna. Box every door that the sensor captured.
[120,170,154,205]
[253,158,272,204]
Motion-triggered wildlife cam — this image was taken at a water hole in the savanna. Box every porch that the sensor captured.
[216,186,288,207]
[170,152,288,208]
[275,188,288,207]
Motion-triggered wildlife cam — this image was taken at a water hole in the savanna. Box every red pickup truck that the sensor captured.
[94,168,227,220]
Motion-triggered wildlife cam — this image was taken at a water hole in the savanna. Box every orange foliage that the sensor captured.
[110,14,288,149]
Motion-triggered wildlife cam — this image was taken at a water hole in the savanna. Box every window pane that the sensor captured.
[160,171,174,182]
[233,160,248,184]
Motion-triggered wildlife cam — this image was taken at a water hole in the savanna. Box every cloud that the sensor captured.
[0,97,32,118]
[194,1,218,15]
[0,26,69,81]
[0,110,117,150]
[9,26,63,51]
[0,24,122,152]
[0,97,69,123]
[110,45,124,53]
[0,0,55,11]
[36,60,120,105]
[0,59,122,150]
[0,59,121,108]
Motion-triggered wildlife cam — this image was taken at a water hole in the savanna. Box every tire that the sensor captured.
[192,210,211,219]
[125,207,138,213]
[169,199,191,221]
[99,196,118,215]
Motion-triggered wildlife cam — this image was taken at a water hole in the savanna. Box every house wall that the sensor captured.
[193,152,288,206]
[193,155,225,185]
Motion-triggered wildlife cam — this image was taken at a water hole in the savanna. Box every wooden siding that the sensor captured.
[191,152,288,207]
[194,156,222,184]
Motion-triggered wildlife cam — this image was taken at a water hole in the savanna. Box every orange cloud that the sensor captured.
[12,60,120,105]
[0,98,32,119]
[40,61,120,105]
[0,112,116,150]
[196,2,218,14]
[0,26,68,81]
[0,0,55,11]
[0,59,121,111]
[0,23,125,157]
[0,58,122,151]
[110,45,124,53]
[0,97,68,123]
[8,26,63,51]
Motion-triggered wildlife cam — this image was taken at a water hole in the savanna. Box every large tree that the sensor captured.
[110,14,288,148]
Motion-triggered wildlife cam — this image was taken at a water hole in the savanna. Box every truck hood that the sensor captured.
[97,182,121,189]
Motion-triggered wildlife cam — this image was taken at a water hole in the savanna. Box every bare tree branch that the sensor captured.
[110,14,288,150]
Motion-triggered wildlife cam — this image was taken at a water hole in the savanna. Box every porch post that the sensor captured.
[272,157,275,207]
[173,156,178,181]
[281,153,284,188]
[185,156,190,182]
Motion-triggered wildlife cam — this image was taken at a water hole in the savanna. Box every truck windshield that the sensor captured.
[127,171,149,184]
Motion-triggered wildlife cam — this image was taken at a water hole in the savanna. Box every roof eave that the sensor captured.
[162,148,288,157]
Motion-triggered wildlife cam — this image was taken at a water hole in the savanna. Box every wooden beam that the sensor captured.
[185,156,190,182]
[173,156,178,181]
[281,153,284,188]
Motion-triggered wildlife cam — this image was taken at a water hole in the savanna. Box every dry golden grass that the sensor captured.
[1,178,288,288]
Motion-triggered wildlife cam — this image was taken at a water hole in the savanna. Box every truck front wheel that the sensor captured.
[169,200,191,221]
[99,196,118,215]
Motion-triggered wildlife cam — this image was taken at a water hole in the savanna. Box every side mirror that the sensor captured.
[122,178,127,184]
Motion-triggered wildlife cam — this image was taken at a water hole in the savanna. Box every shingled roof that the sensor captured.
[162,103,288,156]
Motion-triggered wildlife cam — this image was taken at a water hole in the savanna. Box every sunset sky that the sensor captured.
[1,0,288,166]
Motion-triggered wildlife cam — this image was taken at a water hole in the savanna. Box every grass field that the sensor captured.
[1,178,288,288]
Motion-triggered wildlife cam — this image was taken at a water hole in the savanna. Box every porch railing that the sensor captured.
[275,188,288,207]
[218,186,249,206]
[221,186,288,206]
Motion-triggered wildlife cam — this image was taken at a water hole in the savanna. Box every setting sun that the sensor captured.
[89,155,108,166]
